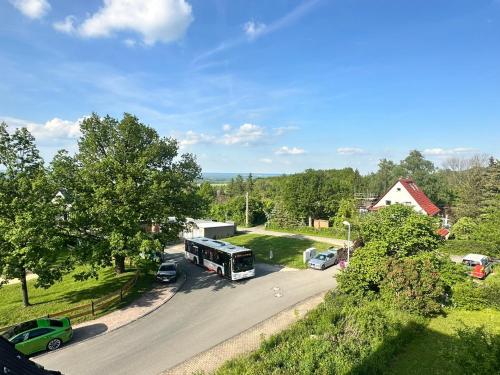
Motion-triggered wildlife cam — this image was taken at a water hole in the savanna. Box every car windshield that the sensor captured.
[315,254,326,261]
[233,253,254,273]
[159,264,176,272]
[2,320,37,339]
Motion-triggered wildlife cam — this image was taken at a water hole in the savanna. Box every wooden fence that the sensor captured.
[0,272,139,334]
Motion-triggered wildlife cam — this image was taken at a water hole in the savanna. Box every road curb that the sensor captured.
[34,272,187,359]
[163,289,328,375]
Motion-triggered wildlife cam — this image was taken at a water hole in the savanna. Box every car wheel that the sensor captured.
[321,264,325,270]
[217,268,223,277]
[47,338,62,351]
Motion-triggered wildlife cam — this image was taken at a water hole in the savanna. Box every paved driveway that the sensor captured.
[35,258,338,375]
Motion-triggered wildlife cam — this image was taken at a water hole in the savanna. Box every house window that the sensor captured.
[385,200,391,205]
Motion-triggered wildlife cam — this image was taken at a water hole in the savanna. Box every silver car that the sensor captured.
[308,249,338,270]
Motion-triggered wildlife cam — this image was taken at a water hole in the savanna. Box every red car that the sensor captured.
[462,253,493,279]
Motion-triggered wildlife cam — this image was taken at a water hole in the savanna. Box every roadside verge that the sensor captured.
[163,290,327,375]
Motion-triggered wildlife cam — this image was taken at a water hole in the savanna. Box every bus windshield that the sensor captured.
[233,252,254,273]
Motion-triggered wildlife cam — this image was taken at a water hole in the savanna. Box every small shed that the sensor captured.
[313,219,330,229]
[184,219,236,240]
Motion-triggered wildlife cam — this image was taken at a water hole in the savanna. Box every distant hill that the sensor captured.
[201,172,281,183]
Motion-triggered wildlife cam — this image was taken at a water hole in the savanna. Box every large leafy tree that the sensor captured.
[0,123,71,306]
[73,113,201,273]
[360,204,442,257]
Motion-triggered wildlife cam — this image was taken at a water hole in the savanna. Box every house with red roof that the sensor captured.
[370,178,441,216]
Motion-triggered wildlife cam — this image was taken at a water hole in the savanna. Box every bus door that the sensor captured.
[224,256,231,279]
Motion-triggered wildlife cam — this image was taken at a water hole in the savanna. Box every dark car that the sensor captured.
[156,262,178,283]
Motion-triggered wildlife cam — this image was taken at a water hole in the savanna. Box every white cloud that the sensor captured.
[337,147,365,155]
[1,116,83,141]
[53,15,76,34]
[274,125,299,136]
[9,0,50,19]
[423,147,476,156]
[275,146,305,155]
[74,0,193,45]
[222,124,231,132]
[221,123,265,145]
[259,158,273,164]
[243,21,266,39]
[178,130,214,148]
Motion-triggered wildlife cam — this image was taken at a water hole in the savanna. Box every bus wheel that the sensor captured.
[193,257,197,265]
[217,268,223,277]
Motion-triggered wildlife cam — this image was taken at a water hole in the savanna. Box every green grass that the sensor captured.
[226,233,334,269]
[265,224,359,241]
[439,239,498,257]
[0,266,154,327]
[387,308,500,375]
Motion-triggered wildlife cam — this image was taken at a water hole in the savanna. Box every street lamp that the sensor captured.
[342,221,351,263]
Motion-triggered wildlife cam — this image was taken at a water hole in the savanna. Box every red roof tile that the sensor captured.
[398,178,441,216]
[437,228,449,237]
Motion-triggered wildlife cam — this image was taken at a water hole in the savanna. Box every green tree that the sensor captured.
[196,182,216,217]
[75,113,201,273]
[360,205,442,257]
[0,123,72,306]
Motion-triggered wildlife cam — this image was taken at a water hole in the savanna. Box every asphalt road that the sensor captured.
[35,258,338,375]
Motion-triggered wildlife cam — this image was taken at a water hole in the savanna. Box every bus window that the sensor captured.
[233,252,254,272]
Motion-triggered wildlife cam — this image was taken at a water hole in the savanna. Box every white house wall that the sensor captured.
[373,181,425,214]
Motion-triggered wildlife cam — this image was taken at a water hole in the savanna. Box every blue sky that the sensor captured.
[1,0,499,174]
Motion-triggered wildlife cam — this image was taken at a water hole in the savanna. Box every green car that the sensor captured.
[2,317,73,356]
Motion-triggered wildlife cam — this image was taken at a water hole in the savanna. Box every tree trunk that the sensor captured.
[114,255,126,274]
[20,268,30,307]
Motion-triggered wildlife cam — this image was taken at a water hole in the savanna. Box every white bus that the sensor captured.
[185,237,255,280]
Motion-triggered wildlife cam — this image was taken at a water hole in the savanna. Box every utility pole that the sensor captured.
[245,191,249,227]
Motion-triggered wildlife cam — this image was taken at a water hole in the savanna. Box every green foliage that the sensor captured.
[388,309,500,374]
[381,253,446,316]
[360,205,442,257]
[443,325,500,374]
[452,274,500,311]
[451,217,478,240]
[216,294,425,375]
[440,239,497,257]
[70,113,201,273]
[331,198,358,229]
[0,123,73,305]
[337,241,388,297]
[210,195,265,226]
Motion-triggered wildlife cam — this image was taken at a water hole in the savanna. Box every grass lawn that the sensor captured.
[225,233,332,269]
[265,225,356,240]
[387,308,500,375]
[0,266,155,328]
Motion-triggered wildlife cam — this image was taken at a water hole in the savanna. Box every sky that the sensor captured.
[0,0,499,174]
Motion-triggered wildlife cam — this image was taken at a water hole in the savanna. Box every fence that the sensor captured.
[0,272,139,334]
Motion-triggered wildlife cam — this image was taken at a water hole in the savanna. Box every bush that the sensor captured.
[380,253,446,316]
[440,239,498,257]
[452,275,500,310]
[443,325,500,374]
[451,217,478,240]
[216,293,425,375]
[337,241,388,297]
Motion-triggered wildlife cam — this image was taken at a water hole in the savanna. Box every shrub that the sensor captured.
[380,253,446,316]
[216,293,425,375]
[452,275,500,310]
[337,241,388,297]
[443,325,500,374]
[451,217,478,240]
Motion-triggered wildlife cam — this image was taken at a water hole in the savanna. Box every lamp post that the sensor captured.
[342,221,351,263]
